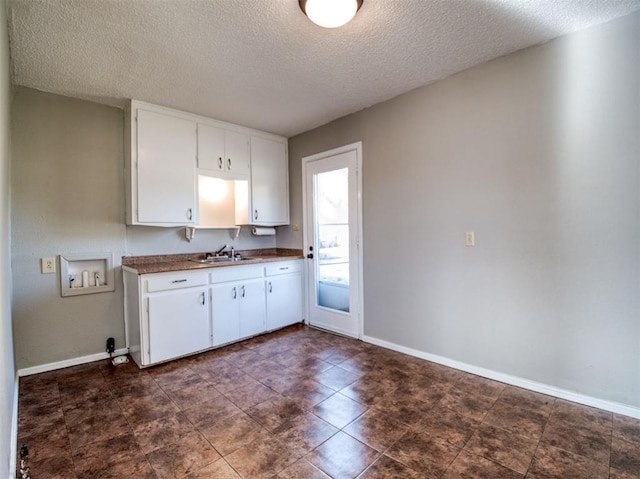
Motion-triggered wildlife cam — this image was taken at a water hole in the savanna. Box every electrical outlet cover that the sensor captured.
[41,257,56,274]
[465,232,475,247]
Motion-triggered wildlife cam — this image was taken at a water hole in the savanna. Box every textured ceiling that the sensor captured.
[7,0,640,137]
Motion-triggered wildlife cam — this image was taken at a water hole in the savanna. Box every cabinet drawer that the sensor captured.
[145,272,209,293]
[210,265,264,284]
[265,261,302,276]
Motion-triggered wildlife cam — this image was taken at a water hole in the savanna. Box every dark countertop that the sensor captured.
[122,248,303,275]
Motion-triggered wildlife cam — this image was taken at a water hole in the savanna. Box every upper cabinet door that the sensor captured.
[197,124,249,178]
[224,130,250,177]
[250,137,290,225]
[197,123,225,172]
[136,109,197,224]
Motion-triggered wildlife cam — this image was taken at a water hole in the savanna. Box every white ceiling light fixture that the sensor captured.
[299,0,364,28]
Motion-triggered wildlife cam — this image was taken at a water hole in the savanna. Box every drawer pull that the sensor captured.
[279,267,289,270]
[171,279,188,283]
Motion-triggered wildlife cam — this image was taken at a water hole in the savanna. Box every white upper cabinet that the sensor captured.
[196,123,224,171]
[126,100,289,228]
[126,103,197,226]
[197,124,250,178]
[237,136,289,226]
[225,130,251,177]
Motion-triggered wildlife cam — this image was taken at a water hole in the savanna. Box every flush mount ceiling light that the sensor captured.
[299,0,364,28]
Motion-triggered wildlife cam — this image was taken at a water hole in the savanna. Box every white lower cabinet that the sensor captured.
[210,282,241,347]
[148,287,210,364]
[239,279,267,338]
[124,259,303,368]
[123,268,211,367]
[266,261,303,331]
[210,265,266,347]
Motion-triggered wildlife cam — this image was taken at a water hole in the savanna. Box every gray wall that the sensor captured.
[11,88,276,369]
[125,224,275,257]
[282,13,640,408]
[11,88,127,369]
[0,3,15,477]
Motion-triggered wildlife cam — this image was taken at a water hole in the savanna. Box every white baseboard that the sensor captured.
[9,376,18,479]
[363,335,640,420]
[17,348,129,377]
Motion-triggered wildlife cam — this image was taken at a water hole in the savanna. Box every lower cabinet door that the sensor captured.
[266,273,303,331]
[211,283,241,346]
[148,287,210,364]
[239,278,266,339]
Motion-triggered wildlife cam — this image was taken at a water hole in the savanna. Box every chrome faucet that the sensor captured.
[230,246,235,260]
[212,244,228,257]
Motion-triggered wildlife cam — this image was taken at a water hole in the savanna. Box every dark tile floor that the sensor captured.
[17,324,640,478]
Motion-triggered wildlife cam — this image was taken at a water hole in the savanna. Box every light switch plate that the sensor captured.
[41,257,56,274]
[465,231,475,247]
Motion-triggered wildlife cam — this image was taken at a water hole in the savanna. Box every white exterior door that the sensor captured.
[303,142,363,338]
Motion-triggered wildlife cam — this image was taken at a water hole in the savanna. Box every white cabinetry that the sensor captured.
[126,103,197,225]
[236,136,289,226]
[126,100,289,229]
[239,279,267,338]
[266,261,303,331]
[148,287,210,364]
[210,265,266,346]
[197,124,250,177]
[123,259,303,368]
[123,268,211,367]
[210,282,241,346]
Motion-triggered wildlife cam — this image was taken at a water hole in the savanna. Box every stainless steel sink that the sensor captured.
[190,257,261,264]
[190,257,231,264]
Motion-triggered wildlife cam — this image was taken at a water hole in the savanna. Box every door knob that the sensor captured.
[307,253,314,259]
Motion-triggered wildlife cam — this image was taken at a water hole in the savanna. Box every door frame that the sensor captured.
[302,141,364,339]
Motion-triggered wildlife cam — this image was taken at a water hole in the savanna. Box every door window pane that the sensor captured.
[315,168,349,312]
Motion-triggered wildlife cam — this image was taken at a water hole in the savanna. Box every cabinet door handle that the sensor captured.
[218,157,223,169]
[201,292,206,305]
[254,209,259,221]
[227,158,232,170]
[171,279,187,283]
[268,281,272,293]
[241,285,245,298]
[187,208,193,220]
[232,287,237,299]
